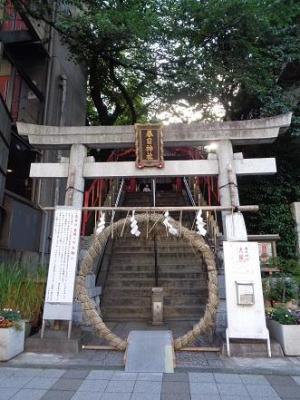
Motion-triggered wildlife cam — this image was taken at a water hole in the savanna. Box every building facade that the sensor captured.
[0,1,86,262]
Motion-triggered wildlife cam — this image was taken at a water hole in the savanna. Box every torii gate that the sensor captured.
[17,112,292,238]
[18,114,292,358]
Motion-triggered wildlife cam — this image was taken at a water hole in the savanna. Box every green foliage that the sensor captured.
[263,275,298,303]
[267,307,299,325]
[0,263,46,322]
[0,309,22,330]
[270,257,300,285]
[11,0,300,123]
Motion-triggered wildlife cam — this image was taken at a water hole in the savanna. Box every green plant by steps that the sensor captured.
[267,307,299,325]
[263,275,298,304]
[0,263,47,324]
[0,309,22,330]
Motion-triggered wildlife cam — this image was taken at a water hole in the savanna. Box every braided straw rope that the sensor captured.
[76,213,219,351]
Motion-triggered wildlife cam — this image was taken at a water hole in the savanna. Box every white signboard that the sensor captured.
[223,241,271,357]
[45,207,81,305]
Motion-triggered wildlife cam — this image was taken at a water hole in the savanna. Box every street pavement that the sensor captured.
[1,352,300,400]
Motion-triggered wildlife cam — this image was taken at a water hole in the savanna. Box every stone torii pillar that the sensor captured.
[65,144,87,207]
[216,140,243,240]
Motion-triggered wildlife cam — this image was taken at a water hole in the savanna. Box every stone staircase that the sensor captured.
[100,191,208,322]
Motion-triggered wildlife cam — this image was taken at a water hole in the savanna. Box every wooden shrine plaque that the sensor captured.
[135,124,164,168]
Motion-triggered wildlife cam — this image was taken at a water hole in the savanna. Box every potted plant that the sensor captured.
[0,309,25,361]
[0,263,46,337]
[267,307,300,356]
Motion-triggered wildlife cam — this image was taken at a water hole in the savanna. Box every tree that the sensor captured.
[10,0,300,125]
[8,0,300,256]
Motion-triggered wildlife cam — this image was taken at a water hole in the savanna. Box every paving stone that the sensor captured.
[12,369,43,377]
[105,380,135,393]
[25,378,59,390]
[103,352,124,367]
[137,373,162,381]
[38,370,66,379]
[100,393,131,400]
[203,352,220,359]
[161,393,191,400]
[77,379,109,393]
[191,395,220,400]
[292,376,300,385]
[112,372,137,380]
[217,383,248,396]
[208,359,225,368]
[214,374,242,384]
[176,352,208,368]
[269,384,300,399]
[86,370,114,380]
[50,378,83,391]
[163,372,188,382]
[239,375,269,385]
[0,364,19,376]
[62,370,90,379]
[265,375,296,387]
[40,390,75,400]
[189,372,215,383]
[10,389,47,400]
[130,393,161,400]
[246,384,281,399]
[162,381,190,394]
[0,376,33,388]
[190,382,219,395]
[220,396,251,400]
[0,368,15,379]
[0,388,20,400]
[133,380,161,393]
[71,392,103,400]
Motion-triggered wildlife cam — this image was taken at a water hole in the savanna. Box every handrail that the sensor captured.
[183,177,196,207]
[152,178,156,207]
[110,178,125,224]
[43,205,259,212]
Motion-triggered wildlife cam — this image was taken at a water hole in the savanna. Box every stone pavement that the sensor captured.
[0,367,300,400]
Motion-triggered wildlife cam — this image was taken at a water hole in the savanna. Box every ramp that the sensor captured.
[125,331,174,373]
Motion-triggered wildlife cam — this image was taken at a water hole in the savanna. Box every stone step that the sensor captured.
[163,305,206,319]
[102,297,152,306]
[157,279,206,288]
[105,288,206,297]
[164,295,207,306]
[105,279,205,289]
[107,272,205,280]
[113,242,198,250]
[105,279,155,288]
[102,306,152,318]
[109,260,203,268]
[107,265,204,273]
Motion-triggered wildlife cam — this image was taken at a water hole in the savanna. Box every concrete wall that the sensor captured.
[45,32,86,127]
[39,31,86,209]
[0,190,43,252]
[0,96,11,226]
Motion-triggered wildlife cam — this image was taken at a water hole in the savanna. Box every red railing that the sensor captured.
[1,1,28,32]
[81,179,108,235]
[169,147,219,206]
[81,146,220,235]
